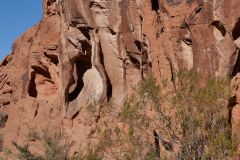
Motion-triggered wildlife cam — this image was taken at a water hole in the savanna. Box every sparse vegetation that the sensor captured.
[172,70,236,159]
[97,69,238,159]
[6,130,101,160]
[4,69,239,159]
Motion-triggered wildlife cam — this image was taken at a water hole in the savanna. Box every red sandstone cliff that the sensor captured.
[0,0,240,159]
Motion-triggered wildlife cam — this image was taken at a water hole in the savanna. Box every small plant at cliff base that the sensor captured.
[8,130,102,160]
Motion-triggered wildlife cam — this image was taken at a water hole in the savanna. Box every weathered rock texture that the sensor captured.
[1,0,240,158]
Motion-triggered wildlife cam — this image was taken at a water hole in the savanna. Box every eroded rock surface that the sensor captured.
[0,0,240,159]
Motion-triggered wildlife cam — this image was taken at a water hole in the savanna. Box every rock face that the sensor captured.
[0,0,240,158]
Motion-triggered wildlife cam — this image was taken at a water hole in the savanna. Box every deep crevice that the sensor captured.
[0,113,8,128]
[47,0,56,6]
[167,57,176,89]
[106,72,112,101]
[134,40,142,51]
[231,49,240,77]
[211,20,226,37]
[71,111,79,120]
[228,96,237,125]
[34,107,38,118]
[108,27,117,35]
[182,38,193,46]
[43,52,59,65]
[195,6,202,14]
[233,18,240,40]
[28,72,37,98]
[89,1,106,9]
[79,28,91,41]
[151,0,159,11]
[129,53,141,69]
[81,41,92,54]
[31,66,51,79]
[153,130,160,157]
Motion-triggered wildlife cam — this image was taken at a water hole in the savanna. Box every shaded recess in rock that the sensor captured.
[129,54,141,69]
[43,52,59,65]
[134,40,142,51]
[211,20,226,37]
[71,110,79,120]
[231,49,240,77]
[233,18,240,40]
[47,0,56,6]
[28,72,37,98]
[151,0,160,11]
[32,66,51,79]
[153,130,160,157]
[0,112,8,128]
[79,28,91,41]
[68,56,91,102]
[228,95,237,124]
[28,66,52,98]
[182,38,193,46]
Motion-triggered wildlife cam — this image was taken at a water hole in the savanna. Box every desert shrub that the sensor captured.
[41,130,71,160]
[8,130,101,160]
[171,70,236,159]
[11,142,43,160]
[115,69,238,159]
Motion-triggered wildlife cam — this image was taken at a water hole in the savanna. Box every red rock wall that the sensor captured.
[0,0,240,158]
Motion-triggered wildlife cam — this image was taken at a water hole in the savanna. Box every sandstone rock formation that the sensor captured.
[0,0,240,159]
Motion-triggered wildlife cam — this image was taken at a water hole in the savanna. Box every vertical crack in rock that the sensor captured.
[231,49,240,77]
[233,19,240,40]
[228,95,237,125]
[233,18,240,48]
[28,72,37,98]
[153,130,160,158]
[230,19,240,77]
[151,0,159,11]
[211,20,226,38]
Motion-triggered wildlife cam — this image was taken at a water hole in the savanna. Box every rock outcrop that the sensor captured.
[0,0,240,159]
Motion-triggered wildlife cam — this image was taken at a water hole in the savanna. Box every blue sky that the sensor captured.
[0,0,42,61]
